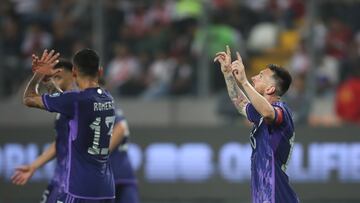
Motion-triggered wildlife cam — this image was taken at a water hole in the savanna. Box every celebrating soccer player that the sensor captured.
[214,46,299,203]
[22,49,116,203]
[12,59,74,202]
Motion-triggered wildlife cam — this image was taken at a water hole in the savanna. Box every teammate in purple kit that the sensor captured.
[108,108,140,203]
[101,78,139,203]
[14,59,139,203]
[214,46,299,203]
[11,60,74,203]
[22,49,116,203]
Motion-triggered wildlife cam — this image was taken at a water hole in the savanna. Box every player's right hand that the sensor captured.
[33,49,61,76]
[11,165,36,186]
[32,54,53,83]
[214,45,232,74]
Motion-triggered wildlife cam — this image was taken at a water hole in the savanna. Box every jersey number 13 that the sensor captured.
[88,116,115,155]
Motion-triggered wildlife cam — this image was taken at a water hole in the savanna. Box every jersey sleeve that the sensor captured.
[246,103,262,123]
[42,91,78,118]
[272,106,284,126]
[271,103,293,128]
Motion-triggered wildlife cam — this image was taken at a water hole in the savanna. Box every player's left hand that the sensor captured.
[214,45,232,74]
[231,52,248,84]
[33,49,62,76]
[11,165,36,186]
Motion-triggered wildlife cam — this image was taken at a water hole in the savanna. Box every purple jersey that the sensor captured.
[246,101,299,203]
[42,87,115,200]
[50,113,69,194]
[109,109,137,184]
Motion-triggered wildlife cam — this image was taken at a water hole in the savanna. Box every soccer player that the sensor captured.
[108,108,139,203]
[22,49,116,202]
[214,46,299,203]
[14,61,139,203]
[11,60,74,203]
[100,77,139,203]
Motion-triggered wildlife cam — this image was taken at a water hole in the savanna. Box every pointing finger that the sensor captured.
[226,45,231,56]
[236,51,242,63]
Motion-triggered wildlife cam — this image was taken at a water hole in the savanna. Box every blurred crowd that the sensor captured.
[1,0,360,125]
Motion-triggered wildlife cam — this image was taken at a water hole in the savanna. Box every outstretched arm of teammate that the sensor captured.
[231,51,276,123]
[23,50,61,109]
[214,45,249,116]
[11,142,56,185]
[23,72,46,109]
[37,77,63,94]
[109,121,127,152]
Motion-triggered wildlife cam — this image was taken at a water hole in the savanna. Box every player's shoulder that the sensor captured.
[82,87,113,98]
[46,90,80,99]
[272,101,291,112]
[272,101,294,124]
[76,88,110,103]
[103,88,114,100]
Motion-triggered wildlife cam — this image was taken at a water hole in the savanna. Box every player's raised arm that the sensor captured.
[23,50,60,109]
[214,45,249,116]
[109,120,127,152]
[231,52,275,123]
[11,142,56,185]
[38,76,63,94]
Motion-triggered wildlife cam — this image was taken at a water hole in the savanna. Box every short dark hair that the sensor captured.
[54,59,73,72]
[267,64,292,96]
[73,48,100,77]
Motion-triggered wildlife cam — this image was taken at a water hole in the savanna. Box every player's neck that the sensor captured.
[76,77,99,90]
[264,94,281,104]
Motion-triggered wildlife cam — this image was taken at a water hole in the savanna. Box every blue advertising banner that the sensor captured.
[0,126,359,202]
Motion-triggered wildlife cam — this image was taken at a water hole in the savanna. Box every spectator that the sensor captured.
[336,76,360,124]
[125,3,151,39]
[52,20,74,59]
[21,23,52,58]
[147,0,173,26]
[106,44,142,96]
[325,18,352,60]
[1,17,23,96]
[290,39,309,75]
[170,54,194,95]
[142,51,176,100]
